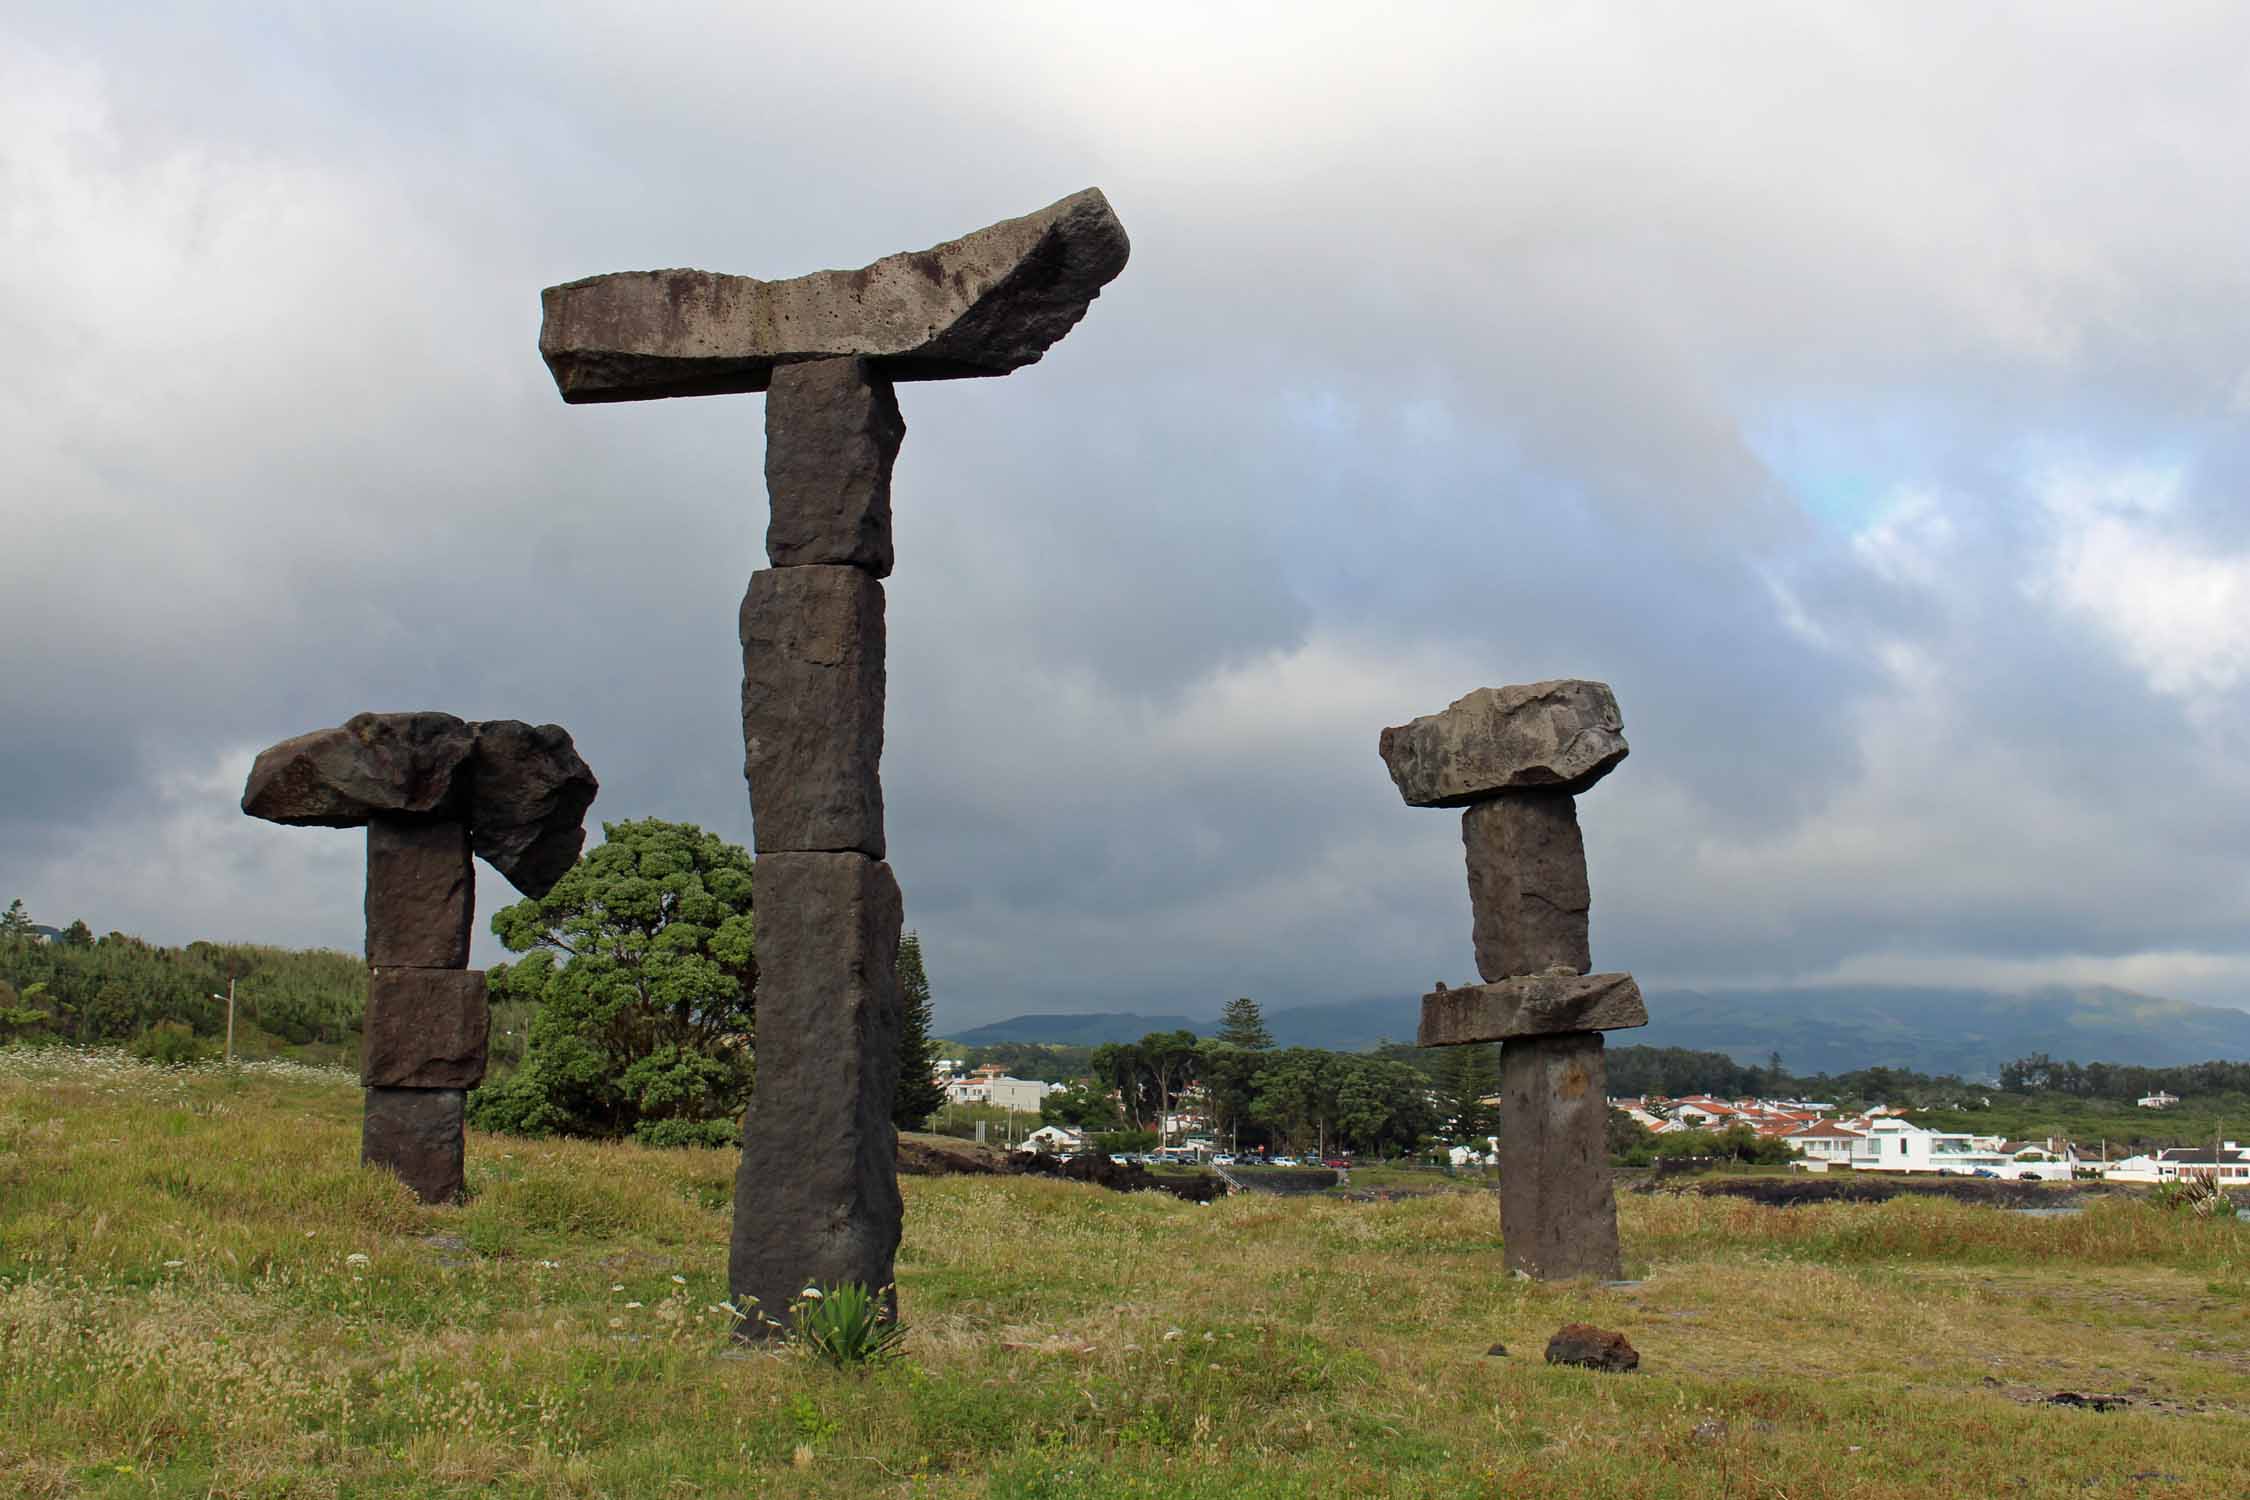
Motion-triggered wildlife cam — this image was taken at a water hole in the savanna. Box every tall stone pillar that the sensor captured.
[729,359,907,1329]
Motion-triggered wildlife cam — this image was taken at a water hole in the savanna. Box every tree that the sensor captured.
[1040,1079,1121,1130]
[1196,1040,1262,1152]
[1433,1043,1500,1143]
[468,819,757,1147]
[1090,1041,1149,1131]
[1215,996,1274,1051]
[0,900,32,942]
[1139,1029,1202,1149]
[891,931,945,1129]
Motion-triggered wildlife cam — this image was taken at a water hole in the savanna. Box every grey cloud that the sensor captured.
[7,3,2250,1024]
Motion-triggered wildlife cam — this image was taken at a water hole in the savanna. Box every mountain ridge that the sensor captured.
[940,984,2250,1075]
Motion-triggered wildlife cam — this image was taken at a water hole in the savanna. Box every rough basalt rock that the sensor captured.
[362,1087,467,1204]
[243,712,474,826]
[469,720,599,898]
[244,716,596,900]
[1379,680,1627,808]
[541,188,1131,403]
[740,567,886,857]
[1418,972,1646,1047]
[1499,1033,1623,1280]
[365,818,473,968]
[1462,795,1591,980]
[361,968,489,1089]
[729,852,904,1334]
[1544,1323,1639,1373]
[765,357,904,576]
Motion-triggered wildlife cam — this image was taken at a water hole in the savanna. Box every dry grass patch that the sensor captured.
[2,1048,2245,1498]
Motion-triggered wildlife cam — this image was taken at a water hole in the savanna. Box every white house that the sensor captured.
[1782,1120,1865,1171]
[2105,1142,2250,1185]
[1019,1124,1085,1155]
[2137,1091,2181,1110]
[1848,1117,2009,1174]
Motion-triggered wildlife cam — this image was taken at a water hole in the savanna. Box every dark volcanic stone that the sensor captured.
[1463,794,1591,980]
[362,1087,466,1204]
[361,968,489,1089]
[740,567,886,857]
[468,720,598,898]
[729,852,904,1336]
[1498,1032,1623,1280]
[539,188,1131,403]
[1544,1323,1639,1373]
[1378,680,1627,808]
[765,358,904,576]
[242,712,474,827]
[1418,972,1646,1046]
[365,818,473,968]
[1005,1151,1225,1203]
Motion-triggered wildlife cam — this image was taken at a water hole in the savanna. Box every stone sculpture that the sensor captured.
[1380,679,1644,1280]
[538,189,1129,1330]
[242,712,598,1203]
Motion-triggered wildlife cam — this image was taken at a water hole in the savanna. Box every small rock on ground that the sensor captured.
[1544,1322,1639,1373]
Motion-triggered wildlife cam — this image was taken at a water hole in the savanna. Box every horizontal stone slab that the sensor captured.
[362,968,489,1089]
[1418,972,1646,1047]
[541,188,1130,403]
[1379,680,1627,808]
[244,712,475,827]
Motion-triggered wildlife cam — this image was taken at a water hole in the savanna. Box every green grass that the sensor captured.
[3,1047,2246,1498]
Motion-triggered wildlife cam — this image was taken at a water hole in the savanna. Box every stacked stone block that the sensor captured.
[537,188,1130,1334]
[241,712,597,1204]
[1380,679,1647,1281]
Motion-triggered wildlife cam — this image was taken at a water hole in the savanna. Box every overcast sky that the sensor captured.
[6,3,2249,1030]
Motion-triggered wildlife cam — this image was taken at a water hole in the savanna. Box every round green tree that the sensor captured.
[468,818,758,1148]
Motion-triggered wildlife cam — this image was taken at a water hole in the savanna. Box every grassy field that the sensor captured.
[2,1049,2245,1499]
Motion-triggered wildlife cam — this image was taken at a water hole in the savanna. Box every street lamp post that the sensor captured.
[207,979,235,1065]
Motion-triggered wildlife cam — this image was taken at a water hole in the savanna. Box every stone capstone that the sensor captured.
[1378,680,1627,808]
[244,716,597,900]
[1418,972,1646,1047]
[764,357,904,576]
[740,566,886,857]
[365,818,473,968]
[242,712,475,827]
[1544,1323,1640,1373]
[361,968,489,1089]
[1462,794,1591,980]
[362,1086,467,1205]
[468,719,599,898]
[540,188,1131,403]
[729,852,904,1333]
[1498,1033,1623,1280]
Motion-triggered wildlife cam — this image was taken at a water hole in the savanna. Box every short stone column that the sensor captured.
[362,816,484,1201]
[1381,680,1646,1281]
[242,712,597,1205]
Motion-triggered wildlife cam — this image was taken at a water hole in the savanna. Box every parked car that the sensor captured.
[1269,1156,1299,1166]
[1321,1156,1351,1168]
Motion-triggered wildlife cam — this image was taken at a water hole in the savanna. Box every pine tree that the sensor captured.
[891,931,946,1129]
[1435,1043,1500,1143]
[1216,995,1274,1050]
